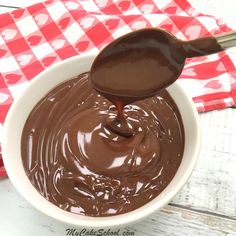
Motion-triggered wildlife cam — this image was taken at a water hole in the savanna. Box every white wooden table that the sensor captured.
[1,1,236,235]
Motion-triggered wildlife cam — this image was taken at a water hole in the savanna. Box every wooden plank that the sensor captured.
[0,0,236,234]
[129,206,236,236]
[0,179,236,236]
[172,109,236,219]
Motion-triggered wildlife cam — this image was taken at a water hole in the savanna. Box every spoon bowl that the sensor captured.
[90,28,185,100]
[90,28,233,101]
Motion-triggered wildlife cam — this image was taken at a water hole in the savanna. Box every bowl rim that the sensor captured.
[2,53,201,228]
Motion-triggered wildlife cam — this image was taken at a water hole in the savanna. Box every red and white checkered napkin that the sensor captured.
[0,0,236,177]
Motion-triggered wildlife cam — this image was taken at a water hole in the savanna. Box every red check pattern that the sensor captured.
[0,0,236,177]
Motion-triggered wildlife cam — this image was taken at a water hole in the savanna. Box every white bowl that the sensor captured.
[2,53,200,228]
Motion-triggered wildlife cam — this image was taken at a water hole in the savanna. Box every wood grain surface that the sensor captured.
[0,0,236,235]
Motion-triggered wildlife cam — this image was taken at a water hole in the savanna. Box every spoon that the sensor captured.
[89,28,236,136]
[90,28,236,102]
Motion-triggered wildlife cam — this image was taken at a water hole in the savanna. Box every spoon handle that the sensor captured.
[181,37,223,58]
[215,30,236,49]
[182,30,236,58]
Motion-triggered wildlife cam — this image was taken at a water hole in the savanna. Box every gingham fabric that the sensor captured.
[0,0,236,177]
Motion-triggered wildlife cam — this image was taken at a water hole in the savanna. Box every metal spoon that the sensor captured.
[90,28,236,102]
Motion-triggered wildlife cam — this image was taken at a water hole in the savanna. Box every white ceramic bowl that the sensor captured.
[2,53,200,228]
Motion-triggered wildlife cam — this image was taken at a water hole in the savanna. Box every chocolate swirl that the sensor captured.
[21,72,184,216]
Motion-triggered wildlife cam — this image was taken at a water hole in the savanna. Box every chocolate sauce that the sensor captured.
[21,72,184,216]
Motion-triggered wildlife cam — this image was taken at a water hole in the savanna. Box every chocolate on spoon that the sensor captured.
[89,28,236,136]
[90,28,236,101]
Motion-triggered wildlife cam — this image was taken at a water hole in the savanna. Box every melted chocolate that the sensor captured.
[21,72,184,216]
